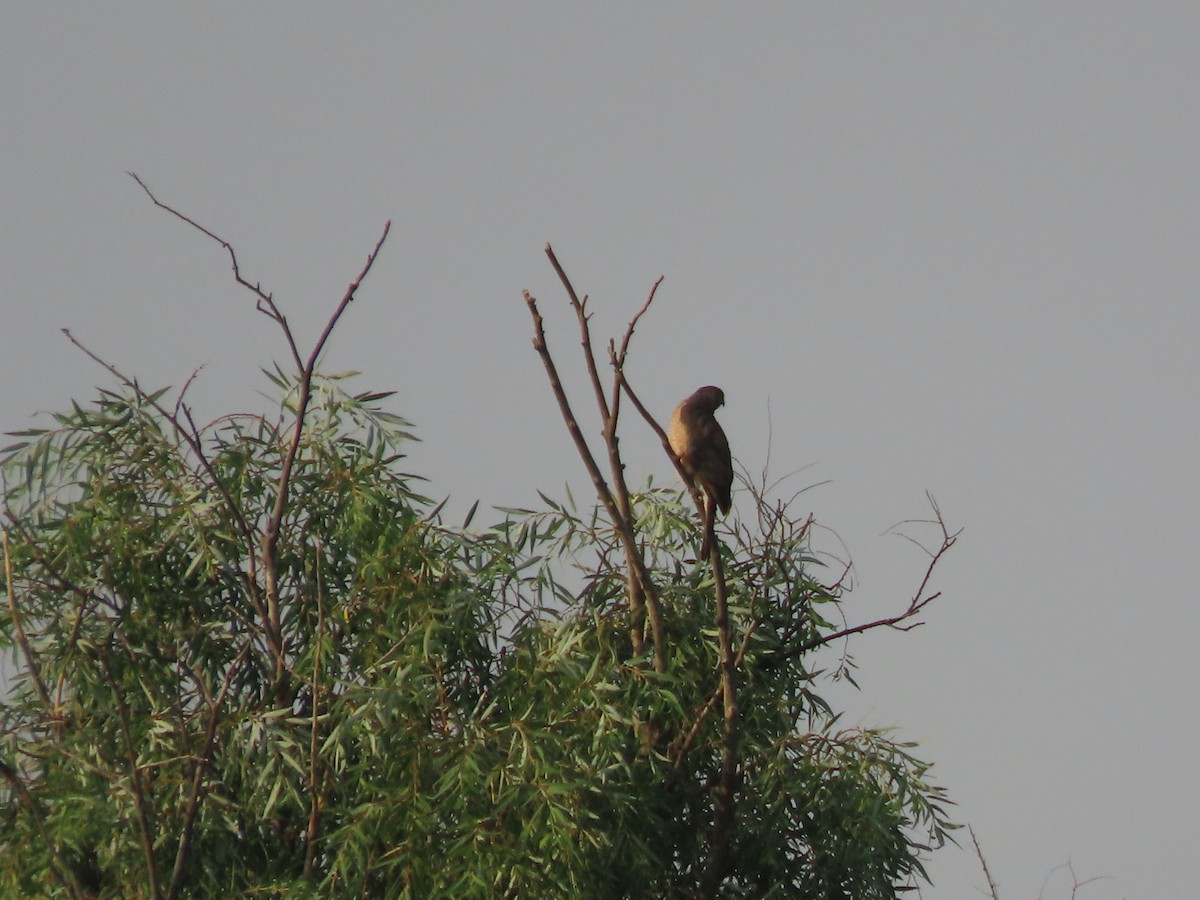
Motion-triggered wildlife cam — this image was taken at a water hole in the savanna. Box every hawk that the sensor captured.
[668,385,733,557]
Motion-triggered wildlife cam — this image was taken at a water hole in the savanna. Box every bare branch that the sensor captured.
[127,172,304,372]
[259,219,391,695]
[788,495,959,657]
[544,243,611,423]
[614,370,704,512]
[612,276,664,371]
[1037,857,1112,900]
[603,276,665,521]
[522,288,665,666]
[971,825,1001,900]
[305,222,392,376]
[538,248,680,674]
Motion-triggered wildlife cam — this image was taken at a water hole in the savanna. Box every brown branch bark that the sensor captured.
[260,219,391,695]
[698,529,739,899]
[128,173,304,372]
[971,825,1001,900]
[167,640,252,899]
[128,174,391,699]
[523,284,665,670]
[615,371,705,510]
[304,549,327,875]
[601,274,663,517]
[540,246,671,672]
[613,328,741,894]
[543,244,611,422]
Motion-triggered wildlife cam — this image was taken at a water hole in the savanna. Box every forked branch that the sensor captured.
[128,172,304,373]
[523,282,666,669]
[525,253,742,888]
[130,174,391,697]
[790,492,958,658]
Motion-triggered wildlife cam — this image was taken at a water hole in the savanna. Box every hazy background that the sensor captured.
[4,4,1197,896]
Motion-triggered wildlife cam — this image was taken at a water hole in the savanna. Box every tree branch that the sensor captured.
[544,244,610,423]
[167,639,252,900]
[971,825,1001,900]
[523,284,665,669]
[3,531,54,714]
[260,219,391,693]
[129,176,392,697]
[698,527,739,899]
[539,247,672,673]
[304,547,327,875]
[788,493,958,658]
[128,173,304,372]
[615,371,705,511]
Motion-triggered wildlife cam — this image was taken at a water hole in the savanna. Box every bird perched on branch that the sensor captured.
[668,386,733,558]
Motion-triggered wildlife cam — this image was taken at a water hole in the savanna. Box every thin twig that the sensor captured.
[523,288,665,668]
[260,220,391,695]
[615,371,704,510]
[544,244,611,423]
[971,825,1000,900]
[1037,858,1111,900]
[605,275,664,457]
[787,495,959,658]
[127,172,304,372]
[697,531,739,899]
[612,276,664,371]
[304,545,326,875]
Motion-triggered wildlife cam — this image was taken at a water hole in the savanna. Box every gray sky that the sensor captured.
[4,4,1197,896]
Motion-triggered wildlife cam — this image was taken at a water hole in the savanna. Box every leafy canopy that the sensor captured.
[1,191,955,899]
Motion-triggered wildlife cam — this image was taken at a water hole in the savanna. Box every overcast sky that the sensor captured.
[4,4,1198,897]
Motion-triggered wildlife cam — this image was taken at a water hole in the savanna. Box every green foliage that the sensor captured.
[1,365,954,898]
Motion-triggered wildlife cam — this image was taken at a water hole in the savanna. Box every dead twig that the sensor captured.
[971,825,1001,900]
[127,173,304,372]
[128,174,391,699]
[786,492,958,659]
[523,264,666,670]
[260,219,391,693]
[1037,857,1112,900]
[697,524,739,899]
